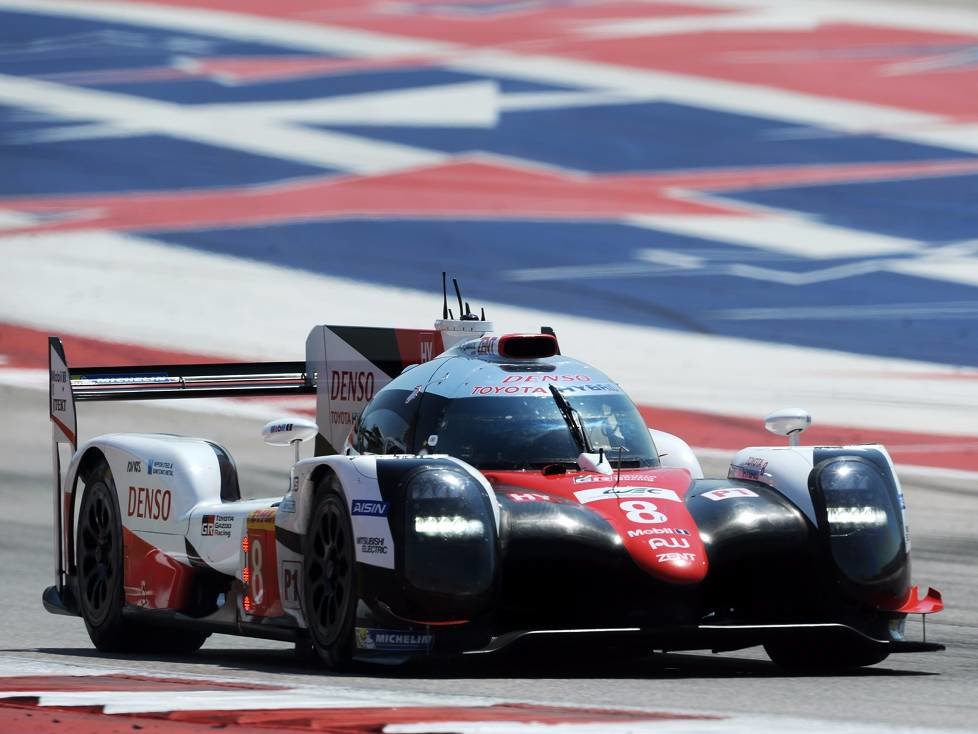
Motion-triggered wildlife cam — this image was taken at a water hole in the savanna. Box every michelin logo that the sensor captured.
[355,627,432,653]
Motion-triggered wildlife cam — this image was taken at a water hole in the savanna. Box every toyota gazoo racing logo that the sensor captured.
[201,514,233,537]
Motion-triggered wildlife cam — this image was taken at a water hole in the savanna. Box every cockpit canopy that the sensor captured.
[353,353,659,471]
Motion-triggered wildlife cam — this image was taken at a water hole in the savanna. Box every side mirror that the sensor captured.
[262,417,318,461]
[764,408,811,447]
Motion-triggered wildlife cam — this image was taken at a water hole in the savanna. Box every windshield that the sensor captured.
[417,392,659,470]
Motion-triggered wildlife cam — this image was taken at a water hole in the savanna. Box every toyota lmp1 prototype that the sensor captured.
[43,279,944,671]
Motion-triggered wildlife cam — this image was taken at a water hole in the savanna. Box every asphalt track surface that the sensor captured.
[2,384,977,731]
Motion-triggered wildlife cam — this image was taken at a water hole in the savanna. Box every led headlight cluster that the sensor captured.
[404,467,495,596]
[814,458,905,584]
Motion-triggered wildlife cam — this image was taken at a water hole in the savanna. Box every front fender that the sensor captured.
[279,454,499,626]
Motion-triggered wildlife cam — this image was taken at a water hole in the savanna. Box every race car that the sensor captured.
[43,277,944,671]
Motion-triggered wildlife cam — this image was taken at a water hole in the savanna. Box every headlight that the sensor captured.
[404,467,495,596]
[414,515,485,537]
[813,458,905,585]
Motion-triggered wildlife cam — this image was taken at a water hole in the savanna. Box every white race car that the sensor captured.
[44,278,943,670]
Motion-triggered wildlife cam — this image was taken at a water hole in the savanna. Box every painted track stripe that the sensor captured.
[0,673,717,732]
[0,670,963,734]
[0,674,281,692]
[641,405,978,473]
[3,321,976,473]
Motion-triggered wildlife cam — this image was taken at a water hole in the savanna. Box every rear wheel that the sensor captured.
[764,639,889,672]
[302,484,357,669]
[76,459,207,655]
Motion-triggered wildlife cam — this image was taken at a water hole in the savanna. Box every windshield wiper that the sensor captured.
[548,384,594,455]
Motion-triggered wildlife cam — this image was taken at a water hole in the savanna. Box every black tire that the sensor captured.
[76,459,207,655]
[302,483,358,669]
[764,639,889,673]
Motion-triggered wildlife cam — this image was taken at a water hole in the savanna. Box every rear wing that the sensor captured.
[47,336,316,601]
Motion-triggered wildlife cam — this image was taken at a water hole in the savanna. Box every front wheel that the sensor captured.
[302,483,358,669]
[764,639,889,672]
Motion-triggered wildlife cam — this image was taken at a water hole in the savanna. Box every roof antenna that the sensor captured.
[481,307,486,321]
[441,272,449,320]
[452,278,464,318]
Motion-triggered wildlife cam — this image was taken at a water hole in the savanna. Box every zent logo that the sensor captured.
[351,499,389,517]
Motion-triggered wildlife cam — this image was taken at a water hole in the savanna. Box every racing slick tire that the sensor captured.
[76,459,207,655]
[764,639,889,672]
[302,480,358,669]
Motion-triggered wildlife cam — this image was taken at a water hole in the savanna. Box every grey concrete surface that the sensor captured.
[1,383,976,728]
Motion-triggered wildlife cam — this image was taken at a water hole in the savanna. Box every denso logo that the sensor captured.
[330,370,375,402]
[127,486,171,521]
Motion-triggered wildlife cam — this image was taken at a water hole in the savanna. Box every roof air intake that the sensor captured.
[498,333,558,359]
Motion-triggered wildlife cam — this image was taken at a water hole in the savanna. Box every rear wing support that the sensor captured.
[46,337,316,598]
